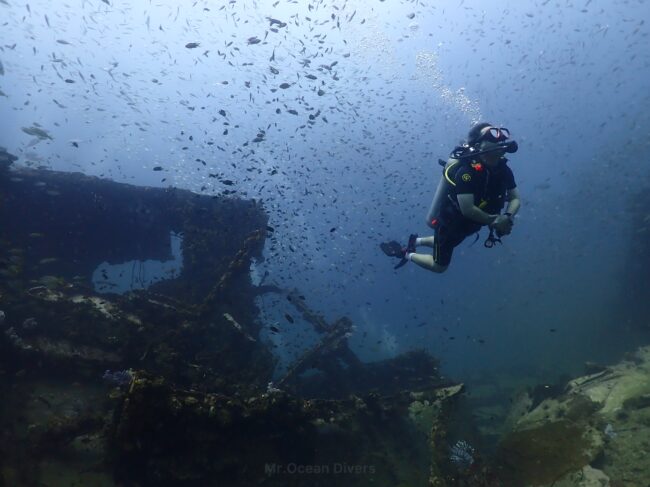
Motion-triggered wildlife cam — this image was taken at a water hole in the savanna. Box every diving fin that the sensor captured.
[393,256,409,269]
[381,240,410,270]
[395,234,418,269]
[380,240,404,258]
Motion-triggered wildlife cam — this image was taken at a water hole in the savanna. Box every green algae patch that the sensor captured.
[496,420,595,486]
[409,399,439,436]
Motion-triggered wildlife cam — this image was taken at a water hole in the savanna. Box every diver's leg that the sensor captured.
[415,236,435,248]
[410,223,456,273]
[409,253,448,273]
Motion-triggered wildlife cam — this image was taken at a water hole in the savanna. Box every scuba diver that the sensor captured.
[381,122,521,272]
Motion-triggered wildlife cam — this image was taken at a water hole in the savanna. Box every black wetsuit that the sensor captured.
[433,155,516,266]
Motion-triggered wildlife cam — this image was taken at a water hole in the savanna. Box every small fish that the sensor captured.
[269,66,279,75]
[279,82,291,89]
[0,60,4,76]
[221,179,234,186]
[64,79,75,83]
[305,74,317,80]
[247,36,261,45]
[21,126,53,140]
[269,326,280,333]
[285,313,294,324]
[185,42,200,49]
[152,166,163,171]
[218,109,227,117]
[56,39,71,45]
[329,227,336,232]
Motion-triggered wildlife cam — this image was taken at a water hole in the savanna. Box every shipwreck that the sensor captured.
[0,149,464,487]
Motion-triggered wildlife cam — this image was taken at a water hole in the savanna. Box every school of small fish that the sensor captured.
[0,0,647,354]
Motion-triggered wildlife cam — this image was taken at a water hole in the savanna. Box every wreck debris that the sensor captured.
[30,413,106,457]
[275,294,445,399]
[27,285,65,301]
[277,316,356,389]
[286,288,330,333]
[6,321,122,367]
[107,371,463,486]
[0,164,459,486]
[223,312,256,342]
[0,147,18,169]
[198,228,265,318]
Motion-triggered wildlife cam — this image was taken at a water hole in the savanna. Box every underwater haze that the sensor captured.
[2,0,650,387]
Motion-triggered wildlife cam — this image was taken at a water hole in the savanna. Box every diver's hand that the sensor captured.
[490,214,513,236]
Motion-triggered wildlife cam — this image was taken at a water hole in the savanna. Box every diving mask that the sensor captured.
[478,127,510,143]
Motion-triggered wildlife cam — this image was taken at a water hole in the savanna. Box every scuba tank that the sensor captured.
[425,156,459,229]
[424,140,518,229]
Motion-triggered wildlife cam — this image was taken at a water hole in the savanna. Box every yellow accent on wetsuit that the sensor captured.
[443,161,460,186]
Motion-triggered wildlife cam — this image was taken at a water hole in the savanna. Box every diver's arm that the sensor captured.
[504,187,521,217]
[456,193,497,226]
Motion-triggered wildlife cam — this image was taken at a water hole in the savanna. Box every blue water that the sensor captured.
[1,0,649,387]
[92,231,183,293]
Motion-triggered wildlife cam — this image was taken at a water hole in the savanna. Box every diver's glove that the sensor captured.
[490,214,513,236]
[504,140,518,153]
